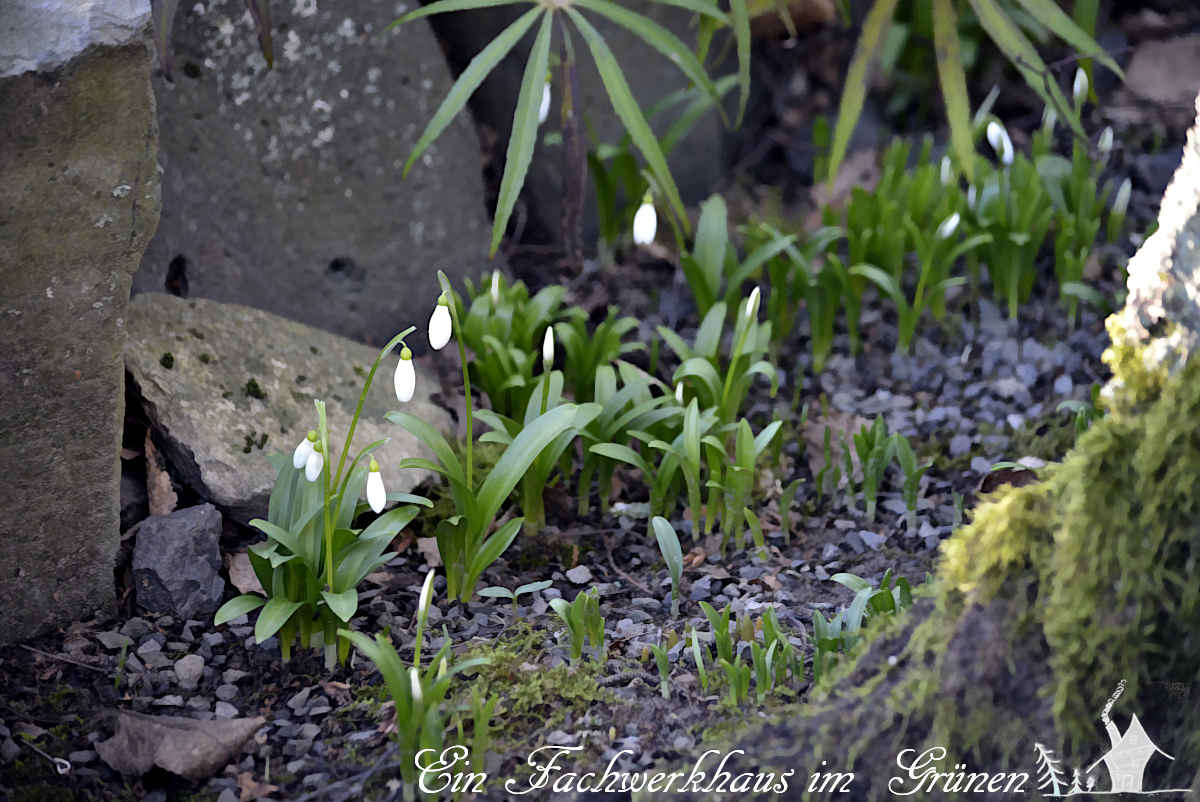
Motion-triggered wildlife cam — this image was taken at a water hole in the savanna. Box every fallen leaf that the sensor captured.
[96,711,265,780]
[145,431,177,516]
[416,537,442,568]
[684,547,707,569]
[226,551,265,595]
[320,681,352,705]
[238,771,279,801]
[757,573,782,591]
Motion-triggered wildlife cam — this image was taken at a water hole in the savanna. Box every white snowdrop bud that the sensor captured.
[1072,67,1089,105]
[428,295,452,351]
[366,457,386,514]
[394,346,416,402]
[542,326,554,369]
[538,81,551,125]
[940,156,953,186]
[632,193,657,246]
[293,430,317,469]
[1112,177,1131,217]
[674,382,684,404]
[490,270,501,306]
[304,442,324,482]
[937,211,961,240]
[986,120,1014,165]
[1098,126,1114,157]
[745,285,761,319]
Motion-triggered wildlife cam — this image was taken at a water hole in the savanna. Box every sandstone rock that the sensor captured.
[133,504,225,622]
[0,0,160,644]
[124,293,448,524]
[135,0,492,345]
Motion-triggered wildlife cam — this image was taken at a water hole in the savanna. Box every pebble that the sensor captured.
[202,633,224,648]
[215,684,238,702]
[287,687,312,712]
[1015,363,1038,386]
[96,631,133,651]
[68,750,95,763]
[174,654,204,690]
[121,618,153,640]
[689,576,712,602]
[949,434,972,457]
[298,723,321,740]
[214,702,238,719]
[858,531,887,551]
[565,565,593,584]
[217,790,239,802]
[222,669,250,684]
[970,456,992,473]
[1053,373,1073,396]
[136,639,162,656]
[153,695,183,707]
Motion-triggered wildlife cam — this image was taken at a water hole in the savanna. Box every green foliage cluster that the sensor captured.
[812,570,916,684]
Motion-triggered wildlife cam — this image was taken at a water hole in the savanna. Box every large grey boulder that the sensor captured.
[0,0,160,644]
[124,293,449,524]
[135,0,493,345]
[422,0,729,244]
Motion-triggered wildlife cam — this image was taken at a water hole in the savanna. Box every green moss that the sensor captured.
[160,352,174,369]
[244,378,267,400]
[1006,410,1079,463]
[198,353,212,364]
[188,327,205,340]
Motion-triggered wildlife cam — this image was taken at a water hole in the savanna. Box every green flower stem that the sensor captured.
[331,326,416,490]
[720,308,753,421]
[439,274,475,492]
[315,400,335,592]
[539,369,550,417]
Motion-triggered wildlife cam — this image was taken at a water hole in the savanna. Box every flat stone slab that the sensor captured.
[125,293,449,524]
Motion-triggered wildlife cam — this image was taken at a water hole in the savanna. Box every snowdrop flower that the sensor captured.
[1112,177,1131,217]
[366,457,386,514]
[674,382,684,404]
[940,156,953,186]
[418,568,435,619]
[1098,126,1114,157]
[394,345,415,402]
[292,430,317,469]
[1042,105,1058,132]
[986,120,1014,165]
[632,192,657,246]
[409,666,423,705]
[538,80,551,125]
[967,184,977,210]
[542,326,554,369]
[1072,67,1088,105]
[937,211,961,239]
[490,270,501,306]
[745,285,761,319]
[304,442,324,482]
[428,294,452,350]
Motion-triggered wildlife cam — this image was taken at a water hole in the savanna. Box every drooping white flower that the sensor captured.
[366,457,386,514]
[418,568,435,619]
[304,442,324,482]
[394,345,416,402]
[542,326,554,369]
[986,120,1014,165]
[940,156,953,187]
[1042,105,1058,132]
[745,285,761,319]
[1072,68,1089,105]
[967,184,977,210]
[538,81,551,125]
[292,430,317,469]
[937,211,961,240]
[490,270,501,306]
[632,193,657,246]
[1098,126,1114,157]
[674,382,684,404]
[428,295,452,351]
[1112,177,1131,217]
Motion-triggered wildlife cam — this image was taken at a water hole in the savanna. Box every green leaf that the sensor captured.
[479,586,516,600]
[1012,0,1121,76]
[254,598,305,643]
[932,0,974,183]
[832,572,871,592]
[404,7,542,178]
[386,411,465,486]
[322,589,359,622]
[517,579,554,596]
[647,0,729,23]
[360,505,420,541]
[589,442,654,477]
[572,0,728,126]
[694,302,727,361]
[465,517,525,591]
[827,0,900,187]
[491,10,553,257]
[214,594,266,626]
[968,0,1080,136]
[249,518,304,557]
[693,195,729,305]
[567,8,689,232]
[475,404,579,530]
[729,0,751,126]
[388,0,531,28]
[152,0,181,77]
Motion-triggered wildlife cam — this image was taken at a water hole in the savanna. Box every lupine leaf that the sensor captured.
[387,0,531,29]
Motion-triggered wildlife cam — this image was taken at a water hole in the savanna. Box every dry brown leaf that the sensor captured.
[144,431,177,516]
[416,537,442,568]
[237,771,279,801]
[97,711,265,780]
[120,447,140,461]
[683,547,707,569]
[226,551,264,595]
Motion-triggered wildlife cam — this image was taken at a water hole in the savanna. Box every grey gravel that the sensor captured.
[215,684,238,702]
[96,631,134,650]
[174,654,204,690]
[565,565,594,584]
[1054,373,1074,395]
[214,701,238,718]
[949,434,972,457]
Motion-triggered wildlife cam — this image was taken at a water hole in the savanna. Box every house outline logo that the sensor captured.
[1034,680,1193,797]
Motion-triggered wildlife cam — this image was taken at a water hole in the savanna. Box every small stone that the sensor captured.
[1006,413,1025,430]
[841,533,866,555]
[202,633,224,649]
[1015,363,1037,386]
[564,565,593,585]
[174,654,205,690]
[69,750,96,763]
[820,542,841,561]
[287,687,312,712]
[858,531,887,551]
[1,738,21,763]
[1053,373,1074,396]
[215,684,238,702]
[96,631,134,650]
[949,434,972,457]
[136,639,162,656]
[121,617,153,640]
[970,456,992,474]
[688,575,712,602]
[217,790,240,802]
[307,704,331,716]
[546,730,574,746]
[287,759,307,774]
[214,701,238,718]
[298,723,320,740]
[814,566,830,581]
[153,695,184,707]
[303,773,329,787]
[222,669,250,684]
[187,697,210,711]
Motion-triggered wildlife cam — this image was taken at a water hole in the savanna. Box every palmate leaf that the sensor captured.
[827,0,900,188]
[491,10,554,257]
[932,0,974,183]
[387,0,531,29]
[572,0,728,126]
[567,8,689,233]
[403,7,543,178]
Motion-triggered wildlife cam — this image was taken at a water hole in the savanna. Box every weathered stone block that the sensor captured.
[0,1,160,643]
